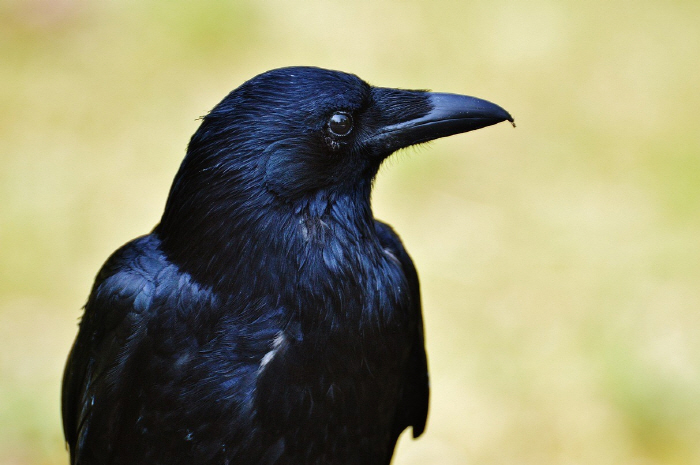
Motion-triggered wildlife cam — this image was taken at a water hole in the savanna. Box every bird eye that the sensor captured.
[328,112,353,137]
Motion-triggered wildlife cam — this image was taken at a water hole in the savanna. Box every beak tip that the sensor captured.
[500,110,515,127]
[432,93,513,132]
[490,104,514,126]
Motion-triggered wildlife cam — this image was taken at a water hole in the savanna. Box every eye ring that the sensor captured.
[328,112,353,137]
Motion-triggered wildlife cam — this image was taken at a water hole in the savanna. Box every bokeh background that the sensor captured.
[2,0,699,464]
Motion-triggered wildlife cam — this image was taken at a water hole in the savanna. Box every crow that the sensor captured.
[62,66,513,465]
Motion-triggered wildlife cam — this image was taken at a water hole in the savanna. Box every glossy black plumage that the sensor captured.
[62,67,512,464]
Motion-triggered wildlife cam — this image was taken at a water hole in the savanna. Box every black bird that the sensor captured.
[62,66,512,465]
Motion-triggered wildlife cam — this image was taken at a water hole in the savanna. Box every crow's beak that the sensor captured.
[368,92,514,155]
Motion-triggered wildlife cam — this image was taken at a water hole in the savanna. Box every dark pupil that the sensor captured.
[329,113,353,136]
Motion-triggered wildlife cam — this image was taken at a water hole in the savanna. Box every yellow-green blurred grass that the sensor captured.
[1,1,699,464]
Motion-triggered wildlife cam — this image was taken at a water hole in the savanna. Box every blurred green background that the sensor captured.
[2,0,699,463]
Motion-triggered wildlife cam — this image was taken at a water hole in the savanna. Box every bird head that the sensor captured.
[163,67,512,213]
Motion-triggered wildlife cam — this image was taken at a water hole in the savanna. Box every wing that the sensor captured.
[374,220,430,442]
[62,235,164,464]
[63,234,286,464]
